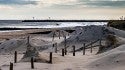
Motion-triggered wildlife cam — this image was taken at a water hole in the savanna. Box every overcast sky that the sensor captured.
[0,0,125,20]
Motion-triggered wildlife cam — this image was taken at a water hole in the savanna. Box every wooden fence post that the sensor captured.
[14,51,17,63]
[52,32,55,41]
[49,52,53,64]
[65,47,67,55]
[64,36,67,55]
[55,43,57,53]
[52,44,54,48]
[59,30,60,39]
[27,36,30,45]
[10,62,13,70]
[64,36,66,47]
[65,46,68,55]
[73,45,75,56]
[31,57,34,69]
[62,49,64,56]
[83,43,86,55]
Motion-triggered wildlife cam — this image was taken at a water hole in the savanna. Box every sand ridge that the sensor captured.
[0,25,125,70]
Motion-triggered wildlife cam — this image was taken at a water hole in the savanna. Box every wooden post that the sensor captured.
[31,57,34,69]
[73,45,75,56]
[55,43,57,53]
[90,43,92,53]
[64,36,66,47]
[62,49,64,56]
[10,62,13,70]
[49,52,52,64]
[59,30,60,39]
[64,36,67,55]
[64,47,67,55]
[65,46,68,55]
[83,43,85,55]
[52,32,55,41]
[27,36,30,49]
[14,51,17,63]
[52,44,54,48]
[27,36,30,45]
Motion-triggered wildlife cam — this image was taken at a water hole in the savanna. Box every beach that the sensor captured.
[0,23,125,70]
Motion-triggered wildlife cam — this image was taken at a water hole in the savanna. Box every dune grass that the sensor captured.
[108,20,125,30]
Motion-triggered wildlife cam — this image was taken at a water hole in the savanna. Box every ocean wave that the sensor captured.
[0,22,107,29]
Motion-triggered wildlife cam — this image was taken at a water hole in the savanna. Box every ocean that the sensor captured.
[0,20,107,32]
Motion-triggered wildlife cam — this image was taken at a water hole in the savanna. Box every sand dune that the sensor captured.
[106,27,125,38]
[88,44,125,70]
[0,25,125,70]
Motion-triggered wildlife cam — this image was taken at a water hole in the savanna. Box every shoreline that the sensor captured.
[0,27,75,39]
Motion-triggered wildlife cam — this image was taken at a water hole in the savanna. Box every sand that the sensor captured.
[0,25,125,70]
[0,50,98,70]
[87,44,125,70]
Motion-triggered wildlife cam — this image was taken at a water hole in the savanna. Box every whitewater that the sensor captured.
[0,21,107,28]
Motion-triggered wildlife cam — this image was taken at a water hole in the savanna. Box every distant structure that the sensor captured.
[49,17,51,20]
[120,16,125,20]
[22,20,110,22]
[32,17,35,20]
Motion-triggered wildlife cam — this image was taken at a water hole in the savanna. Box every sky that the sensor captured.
[0,0,125,20]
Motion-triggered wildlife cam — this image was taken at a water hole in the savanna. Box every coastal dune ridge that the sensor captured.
[0,20,125,70]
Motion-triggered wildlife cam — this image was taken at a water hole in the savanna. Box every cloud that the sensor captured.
[81,0,125,8]
[0,0,125,9]
[0,5,13,9]
[0,0,78,9]
[0,0,37,5]
[36,0,125,9]
[36,0,77,8]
